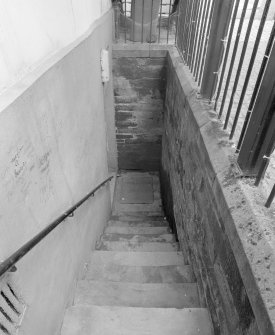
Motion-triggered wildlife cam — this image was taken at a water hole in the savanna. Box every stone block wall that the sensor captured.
[161,48,275,335]
[113,46,167,171]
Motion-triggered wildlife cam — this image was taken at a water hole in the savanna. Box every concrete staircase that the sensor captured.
[61,173,213,335]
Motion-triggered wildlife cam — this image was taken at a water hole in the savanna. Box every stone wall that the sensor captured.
[161,48,275,335]
[113,46,166,171]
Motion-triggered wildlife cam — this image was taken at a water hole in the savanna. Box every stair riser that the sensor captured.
[105,226,171,235]
[100,234,176,243]
[108,220,169,227]
[85,265,195,283]
[96,241,180,252]
[75,282,200,309]
[89,251,186,267]
[61,306,214,335]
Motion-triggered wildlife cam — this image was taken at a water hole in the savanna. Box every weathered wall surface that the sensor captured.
[113,46,166,171]
[161,48,275,335]
[0,10,115,335]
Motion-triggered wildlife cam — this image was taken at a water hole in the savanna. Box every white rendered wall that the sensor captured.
[0,0,111,94]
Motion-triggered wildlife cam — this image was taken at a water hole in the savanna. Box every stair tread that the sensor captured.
[89,251,186,266]
[96,240,180,252]
[108,220,169,227]
[85,263,195,283]
[105,226,171,234]
[100,233,176,243]
[111,214,165,221]
[74,281,200,308]
[61,305,213,335]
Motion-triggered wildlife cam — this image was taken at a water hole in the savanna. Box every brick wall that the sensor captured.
[113,48,166,171]
[161,49,274,335]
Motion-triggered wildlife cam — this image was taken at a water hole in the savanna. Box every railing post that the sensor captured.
[237,42,275,175]
[200,0,234,100]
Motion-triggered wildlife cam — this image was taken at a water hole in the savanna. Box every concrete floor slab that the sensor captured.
[120,175,154,204]
[113,172,163,214]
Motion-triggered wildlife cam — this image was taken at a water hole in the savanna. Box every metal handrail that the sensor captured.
[0,176,113,278]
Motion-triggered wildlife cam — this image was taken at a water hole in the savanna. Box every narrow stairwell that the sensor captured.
[61,172,214,335]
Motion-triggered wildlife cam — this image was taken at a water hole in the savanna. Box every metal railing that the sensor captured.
[113,0,275,207]
[0,176,113,278]
[113,0,179,44]
[176,0,275,208]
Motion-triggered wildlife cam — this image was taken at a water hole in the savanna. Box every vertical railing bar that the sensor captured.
[186,0,196,66]
[189,0,201,70]
[182,0,192,62]
[174,2,180,45]
[124,0,127,42]
[185,0,194,65]
[214,0,241,110]
[141,0,145,43]
[167,0,172,44]
[236,20,275,152]
[158,0,163,43]
[191,0,203,73]
[133,0,136,43]
[230,0,272,139]
[194,0,210,80]
[223,0,260,130]
[198,0,215,86]
[265,184,275,208]
[218,0,250,118]
[254,128,275,186]
[196,0,212,82]
[175,0,183,51]
[150,0,154,43]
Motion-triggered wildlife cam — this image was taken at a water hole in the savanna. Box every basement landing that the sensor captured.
[113,171,163,216]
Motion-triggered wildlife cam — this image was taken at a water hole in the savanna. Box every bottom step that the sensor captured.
[61,305,213,335]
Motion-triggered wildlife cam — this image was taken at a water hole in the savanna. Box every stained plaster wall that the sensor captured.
[0,10,116,335]
[161,47,275,335]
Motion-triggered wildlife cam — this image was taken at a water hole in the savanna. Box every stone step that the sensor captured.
[85,263,195,283]
[111,214,166,221]
[100,233,176,243]
[74,281,200,308]
[61,305,214,335]
[105,225,171,235]
[89,251,186,267]
[108,220,169,227]
[113,212,165,218]
[96,240,180,252]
